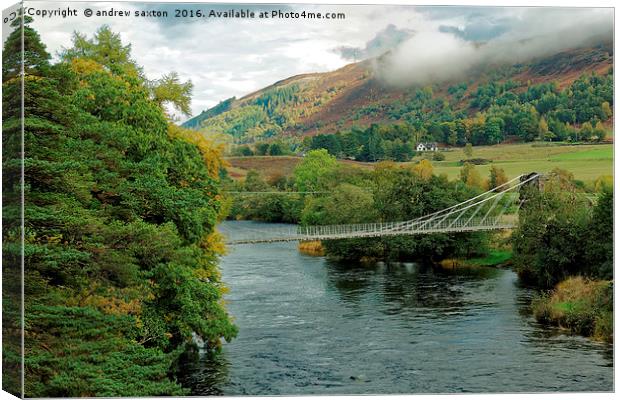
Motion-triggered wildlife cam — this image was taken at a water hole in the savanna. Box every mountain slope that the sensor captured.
[183,43,613,142]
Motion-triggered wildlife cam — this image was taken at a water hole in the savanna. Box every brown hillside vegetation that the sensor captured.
[226,156,373,179]
[186,43,612,139]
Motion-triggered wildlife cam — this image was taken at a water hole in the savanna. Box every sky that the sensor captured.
[3,2,613,120]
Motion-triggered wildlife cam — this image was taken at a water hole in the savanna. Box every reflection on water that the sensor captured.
[179,221,613,395]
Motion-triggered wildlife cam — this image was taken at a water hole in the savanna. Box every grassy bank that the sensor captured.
[440,250,513,269]
[532,277,613,342]
[467,250,513,267]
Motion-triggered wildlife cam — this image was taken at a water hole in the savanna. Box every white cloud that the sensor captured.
[11,2,612,120]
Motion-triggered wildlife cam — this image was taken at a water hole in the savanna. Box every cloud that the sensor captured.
[375,8,613,87]
[13,4,614,119]
[334,24,414,61]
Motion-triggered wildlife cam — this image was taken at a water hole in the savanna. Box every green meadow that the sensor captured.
[418,143,613,183]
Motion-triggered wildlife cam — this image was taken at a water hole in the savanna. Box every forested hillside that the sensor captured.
[2,18,236,396]
[184,44,613,158]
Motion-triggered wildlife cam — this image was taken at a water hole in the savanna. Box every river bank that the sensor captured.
[532,277,613,343]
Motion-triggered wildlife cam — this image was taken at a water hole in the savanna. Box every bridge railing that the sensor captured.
[223,173,539,244]
[225,215,517,244]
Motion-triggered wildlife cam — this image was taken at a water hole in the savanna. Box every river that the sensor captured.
[179,221,613,395]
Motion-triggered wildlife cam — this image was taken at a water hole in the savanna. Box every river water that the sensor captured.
[180,221,613,395]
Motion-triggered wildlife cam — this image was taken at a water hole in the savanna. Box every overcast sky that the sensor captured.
[3,2,613,120]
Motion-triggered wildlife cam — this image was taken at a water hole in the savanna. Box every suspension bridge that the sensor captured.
[221,173,540,245]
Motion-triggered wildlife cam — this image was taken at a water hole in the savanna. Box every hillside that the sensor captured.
[183,43,613,143]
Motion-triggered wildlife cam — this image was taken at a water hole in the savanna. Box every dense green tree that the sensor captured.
[585,188,613,279]
[512,176,595,287]
[312,164,490,261]
[4,21,236,396]
[294,149,337,192]
[255,142,270,155]
[62,26,193,120]
[3,16,50,80]
[268,142,284,155]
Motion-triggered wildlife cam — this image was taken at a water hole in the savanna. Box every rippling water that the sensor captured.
[179,221,613,395]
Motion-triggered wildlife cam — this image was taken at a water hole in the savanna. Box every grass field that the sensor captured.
[227,143,613,183]
[419,143,613,183]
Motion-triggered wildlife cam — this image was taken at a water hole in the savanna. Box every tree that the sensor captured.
[233,144,254,156]
[61,26,139,76]
[601,101,612,120]
[515,106,539,141]
[322,184,378,224]
[62,27,193,119]
[3,16,55,395]
[487,166,508,189]
[244,170,270,191]
[586,188,613,279]
[512,178,592,287]
[592,121,607,142]
[3,16,50,81]
[151,72,193,117]
[484,116,504,144]
[579,121,593,141]
[268,142,284,156]
[463,143,473,159]
[448,131,458,146]
[7,22,237,396]
[594,175,613,193]
[538,117,554,141]
[294,149,337,192]
[459,163,483,188]
[413,159,434,181]
[255,142,269,155]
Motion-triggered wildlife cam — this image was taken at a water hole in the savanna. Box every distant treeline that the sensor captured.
[337,72,612,146]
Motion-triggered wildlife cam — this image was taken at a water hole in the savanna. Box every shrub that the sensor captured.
[532,277,613,342]
[459,158,491,165]
[432,152,446,161]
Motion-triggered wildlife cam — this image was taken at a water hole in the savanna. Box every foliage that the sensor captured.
[300,162,490,261]
[186,55,613,149]
[585,188,613,280]
[182,97,235,129]
[432,152,446,161]
[306,123,415,162]
[61,26,193,120]
[512,173,612,287]
[151,72,193,117]
[532,277,612,342]
[294,149,338,192]
[194,83,317,141]
[459,163,484,189]
[487,166,508,189]
[463,143,473,158]
[226,171,303,223]
[412,159,434,181]
[3,21,236,396]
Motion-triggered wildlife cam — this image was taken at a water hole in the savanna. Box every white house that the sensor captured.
[416,142,438,152]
